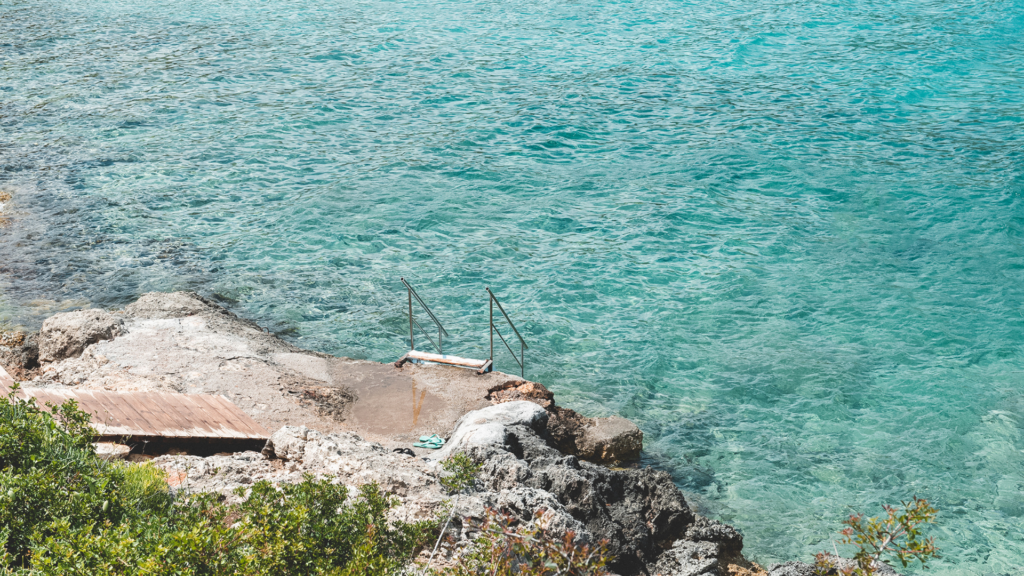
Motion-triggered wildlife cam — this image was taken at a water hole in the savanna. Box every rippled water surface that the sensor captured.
[3,0,1024,570]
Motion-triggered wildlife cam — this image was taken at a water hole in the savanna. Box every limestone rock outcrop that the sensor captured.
[94,442,131,460]
[766,562,817,576]
[0,331,38,378]
[576,414,644,463]
[766,555,903,576]
[425,401,734,574]
[487,379,555,409]
[426,401,550,461]
[38,309,123,363]
[152,401,753,575]
[490,382,644,464]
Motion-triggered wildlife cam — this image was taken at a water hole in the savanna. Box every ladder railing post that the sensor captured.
[401,277,449,355]
[407,283,414,350]
[486,287,527,378]
[520,341,524,378]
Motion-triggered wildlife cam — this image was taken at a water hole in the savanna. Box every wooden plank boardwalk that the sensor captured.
[1,366,268,454]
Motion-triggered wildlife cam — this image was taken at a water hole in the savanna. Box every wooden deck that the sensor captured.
[2,367,268,454]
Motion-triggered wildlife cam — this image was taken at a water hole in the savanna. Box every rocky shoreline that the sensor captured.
[0,292,841,576]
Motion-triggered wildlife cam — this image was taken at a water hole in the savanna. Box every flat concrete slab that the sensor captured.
[275,351,514,450]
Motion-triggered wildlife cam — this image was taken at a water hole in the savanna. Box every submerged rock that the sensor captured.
[576,414,644,463]
[123,291,223,320]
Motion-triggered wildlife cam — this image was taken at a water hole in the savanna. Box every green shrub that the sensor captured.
[439,453,482,495]
[0,387,173,566]
[1,388,435,575]
[1,387,611,575]
[814,497,940,576]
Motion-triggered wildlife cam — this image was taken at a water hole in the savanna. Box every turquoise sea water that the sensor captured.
[2,0,1023,571]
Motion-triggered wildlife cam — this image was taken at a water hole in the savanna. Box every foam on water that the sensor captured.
[2,0,1023,571]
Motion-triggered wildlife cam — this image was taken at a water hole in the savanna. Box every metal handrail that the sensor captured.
[402,278,449,353]
[486,287,527,377]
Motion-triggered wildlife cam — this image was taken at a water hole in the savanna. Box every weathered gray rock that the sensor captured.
[94,442,131,460]
[262,426,443,505]
[158,427,449,523]
[577,415,643,463]
[492,486,588,541]
[428,401,697,574]
[684,515,743,555]
[38,309,123,363]
[767,561,817,576]
[776,554,904,576]
[653,540,721,576]
[0,332,38,375]
[426,401,549,462]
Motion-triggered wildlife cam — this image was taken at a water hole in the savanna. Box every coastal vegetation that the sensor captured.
[0,388,614,575]
[0,387,434,575]
[814,498,939,576]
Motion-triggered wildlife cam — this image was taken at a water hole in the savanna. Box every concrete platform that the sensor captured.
[15,292,525,455]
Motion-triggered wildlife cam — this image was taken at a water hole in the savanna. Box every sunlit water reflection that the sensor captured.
[2,0,1023,571]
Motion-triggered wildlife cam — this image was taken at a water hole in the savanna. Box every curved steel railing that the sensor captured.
[401,278,449,353]
[486,287,527,377]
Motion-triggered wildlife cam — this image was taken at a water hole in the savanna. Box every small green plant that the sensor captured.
[0,386,173,566]
[814,497,940,576]
[438,509,613,576]
[1,387,437,575]
[439,452,482,495]
[2,386,611,575]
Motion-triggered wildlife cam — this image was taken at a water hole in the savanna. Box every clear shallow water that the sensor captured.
[2,0,1024,571]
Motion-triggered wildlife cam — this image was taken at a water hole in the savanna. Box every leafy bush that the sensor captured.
[0,386,173,566]
[814,497,940,576]
[22,480,434,576]
[2,388,612,575]
[438,452,482,495]
[0,388,435,575]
